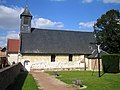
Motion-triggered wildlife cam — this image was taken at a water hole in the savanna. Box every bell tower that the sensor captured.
[20,5,32,33]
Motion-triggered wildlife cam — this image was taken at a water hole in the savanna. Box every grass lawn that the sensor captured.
[47,71,120,90]
[7,72,39,90]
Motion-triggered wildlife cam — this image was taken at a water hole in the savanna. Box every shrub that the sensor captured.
[102,54,120,73]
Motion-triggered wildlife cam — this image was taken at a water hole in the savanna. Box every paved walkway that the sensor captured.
[31,70,76,90]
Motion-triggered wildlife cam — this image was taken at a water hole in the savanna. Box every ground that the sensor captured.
[30,70,76,90]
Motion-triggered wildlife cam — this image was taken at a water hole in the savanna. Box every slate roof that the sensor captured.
[20,28,95,55]
[7,39,20,53]
[20,5,32,18]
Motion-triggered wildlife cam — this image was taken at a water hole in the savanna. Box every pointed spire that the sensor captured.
[20,4,32,19]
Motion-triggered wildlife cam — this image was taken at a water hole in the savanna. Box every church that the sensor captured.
[19,5,98,71]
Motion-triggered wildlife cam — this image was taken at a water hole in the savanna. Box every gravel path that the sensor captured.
[31,71,76,90]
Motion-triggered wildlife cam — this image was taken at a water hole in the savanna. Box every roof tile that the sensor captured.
[21,28,95,54]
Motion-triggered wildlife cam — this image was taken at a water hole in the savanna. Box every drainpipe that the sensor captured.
[84,55,86,71]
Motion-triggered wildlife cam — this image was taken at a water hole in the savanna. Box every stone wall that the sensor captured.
[20,55,89,70]
[0,63,22,90]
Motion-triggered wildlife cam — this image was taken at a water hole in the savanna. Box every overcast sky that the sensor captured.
[0,0,120,47]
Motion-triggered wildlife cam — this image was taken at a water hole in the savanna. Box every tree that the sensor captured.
[94,9,120,54]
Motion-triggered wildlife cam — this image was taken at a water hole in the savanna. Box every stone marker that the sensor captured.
[72,80,83,87]
[53,71,59,76]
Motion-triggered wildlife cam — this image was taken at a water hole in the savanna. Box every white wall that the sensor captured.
[20,54,89,70]
[8,54,18,65]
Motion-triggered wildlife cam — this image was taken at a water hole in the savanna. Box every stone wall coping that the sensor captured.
[0,63,20,72]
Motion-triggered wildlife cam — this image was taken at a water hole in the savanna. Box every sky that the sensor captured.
[0,0,120,47]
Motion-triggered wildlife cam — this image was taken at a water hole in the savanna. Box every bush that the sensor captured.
[102,54,120,73]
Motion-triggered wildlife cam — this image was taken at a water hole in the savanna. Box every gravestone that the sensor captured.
[72,80,83,87]
[53,71,59,76]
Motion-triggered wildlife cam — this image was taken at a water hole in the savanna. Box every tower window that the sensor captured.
[51,55,55,62]
[24,17,29,25]
[69,54,73,61]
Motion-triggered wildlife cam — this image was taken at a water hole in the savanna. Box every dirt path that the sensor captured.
[31,70,76,90]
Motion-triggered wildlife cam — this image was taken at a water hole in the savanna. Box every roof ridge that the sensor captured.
[31,28,93,33]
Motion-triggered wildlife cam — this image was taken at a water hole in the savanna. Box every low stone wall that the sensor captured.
[0,63,22,90]
[31,61,85,70]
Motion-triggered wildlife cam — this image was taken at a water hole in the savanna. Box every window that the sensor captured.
[51,55,55,62]
[24,17,29,25]
[69,54,73,61]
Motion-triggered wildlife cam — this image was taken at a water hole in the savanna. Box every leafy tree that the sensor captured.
[94,9,120,54]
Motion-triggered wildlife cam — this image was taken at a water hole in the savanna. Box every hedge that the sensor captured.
[102,54,120,73]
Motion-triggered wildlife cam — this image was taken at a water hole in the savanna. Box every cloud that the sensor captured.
[32,17,64,29]
[0,36,6,47]
[79,21,95,28]
[0,31,19,41]
[0,31,19,47]
[0,5,24,30]
[82,0,120,4]
[82,0,93,3]
[50,0,65,1]
[6,31,19,39]
[103,0,120,4]
[0,5,64,30]
[0,43,6,48]
[0,36,6,40]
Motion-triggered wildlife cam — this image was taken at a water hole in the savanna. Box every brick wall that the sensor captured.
[0,63,22,90]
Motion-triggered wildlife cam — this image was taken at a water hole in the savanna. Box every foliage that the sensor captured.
[6,72,39,90]
[102,54,120,73]
[47,71,120,90]
[94,9,120,54]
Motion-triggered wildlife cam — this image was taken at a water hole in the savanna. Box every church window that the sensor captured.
[69,54,73,61]
[51,55,55,62]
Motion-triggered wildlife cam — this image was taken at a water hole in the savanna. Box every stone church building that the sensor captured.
[19,5,98,71]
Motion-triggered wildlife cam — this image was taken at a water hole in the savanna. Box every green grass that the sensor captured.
[7,72,39,90]
[46,71,120,90]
